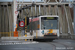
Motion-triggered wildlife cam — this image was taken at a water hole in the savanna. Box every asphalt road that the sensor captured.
[0,39,75,50]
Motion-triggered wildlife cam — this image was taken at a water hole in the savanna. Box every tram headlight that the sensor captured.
[53,33,54,35]
[55,33,57,35]
[53,33,57,35]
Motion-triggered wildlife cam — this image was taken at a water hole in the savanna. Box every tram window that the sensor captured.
[41,17,58,29]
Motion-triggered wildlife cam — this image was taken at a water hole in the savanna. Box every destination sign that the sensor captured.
[41,17,58,20]
[47,17,54,19]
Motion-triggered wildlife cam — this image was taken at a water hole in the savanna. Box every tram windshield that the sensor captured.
[41,17,58,29]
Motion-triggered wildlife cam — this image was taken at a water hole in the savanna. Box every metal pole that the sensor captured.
[62,5,68,38]
[58,5,62,34]
[41,5,44,15]
[4,5,6,37]
[13,0,18,31]
[31,7,33,35]
[11,5,13,36]
[64,5,73,39]
[4,5,7,36]
[2,5,4,36]
[49,5,51,15]
[32,6,35,16]
[55,5,58,15]
[39,5,41,15]
[35,5,37,16]
[25,17,27,41]
[0,5,1,37]
[43,5,46,15]
[8,4,12,37]
[74,4,75,39]
[36,5,39,16]
[7,5,10,36]
[1,5,4,37]
[19,10,21,37]
[51,5,55,15]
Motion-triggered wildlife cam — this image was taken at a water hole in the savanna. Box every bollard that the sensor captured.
[14,28,18,37]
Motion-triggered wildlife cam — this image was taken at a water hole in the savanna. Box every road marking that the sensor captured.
[0,41,39,45]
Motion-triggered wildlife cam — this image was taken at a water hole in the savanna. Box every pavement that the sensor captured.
[0,39,75,50]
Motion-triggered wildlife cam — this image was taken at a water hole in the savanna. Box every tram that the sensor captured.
[28,15,59,41]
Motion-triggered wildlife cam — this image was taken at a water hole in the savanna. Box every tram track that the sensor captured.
[39,40,73,50]
[53,41,69,47]
[39,41,56,50]
[46,42,71,50]
[47,42,56,50]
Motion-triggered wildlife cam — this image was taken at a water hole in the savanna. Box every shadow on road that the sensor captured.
[33,39,53,42]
